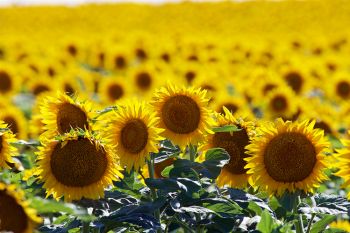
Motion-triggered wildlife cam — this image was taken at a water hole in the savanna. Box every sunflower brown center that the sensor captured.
[50,138,108,187]
[314,121,332,135]
[220,103,238,114]
[67,45,77,56]
[154,158,175,178]
[212,128,249,174]
[201,85,215,92]
[263,84,277,95]
[3,116,19,135]
[33,84,50,96]
[0,71,12,93]
[29,64,39,73]
[264,132,316,182]
[285,72,303,93]
[161,95,201,134]
[161,53,170,63]
[136,72,152,90]
[271,95,288,112]
[185,71,196,84]
[56,103,89,134]
[114,56,126,69]
[327,63,337,72]
[121,119,148,154]
[48,67,56,77]
[98,52,105,66]
[64,84,75,95]
[108,84,124,100]
[136,48,147,60]
[336,81,350,99]
[0,190,28,233]
[188,55,198,61]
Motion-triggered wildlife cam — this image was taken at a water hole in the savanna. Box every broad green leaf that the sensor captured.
[248,201,263,215]
[160,164,173,177]
[30,198,95,221]
[310,215,337,233]
[226,188,273,214]
[212,125,241,133]
[202,148,230,179]
[257,210,274,233]
[299,206,346,215]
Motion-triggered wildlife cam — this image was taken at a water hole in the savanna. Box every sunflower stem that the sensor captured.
[305,213,315,233]
[82,221,89,233]
[305,196,317,233]
[147,158,161,233]
[294,194,305,233]
[189,144,196,162]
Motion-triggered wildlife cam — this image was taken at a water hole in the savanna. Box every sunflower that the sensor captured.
[298,103,339,138]
[29,93,52,139]
[245,118,330,196]
[104,101,164,172]
[0,62,20,96]
[191,73,222,103]
[98,76,130,105]
[213,93,252,118]
[0,183,42,233]
[329,220,350,232]
[28,78,53,96]
[141,157,176,179]
[327,71,350,102]
[0,106,28,139]
[36,130,123,201]
[281,68,307,95]
[86,42,108,69]
[56,75,81,96]
[0,120,18,169]
[128,64,164,98]
[200,108,255,188]
[264,87,299,121]
[40,93,94,139]
[105,47,131,71]
[151,85,213,147]
[334,138,350,199]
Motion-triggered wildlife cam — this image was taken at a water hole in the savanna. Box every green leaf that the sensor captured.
[310,215,337,233]
[203,201,242,217]
[202,148,230,179]
[212,125,241,133]
[145,177,201,195]
[68,228,81,233]
[248,201,263,215]
[11,139,40,147]
[299,206,346,215]
[225,188,273,214]
[30,198,95,221]
[328,135,344,149]
[160,165,173,178]
[257,210,274,233]
[301,194,350,215]
[96,106,118,116]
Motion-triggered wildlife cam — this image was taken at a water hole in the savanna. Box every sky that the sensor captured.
[0,0,212,7]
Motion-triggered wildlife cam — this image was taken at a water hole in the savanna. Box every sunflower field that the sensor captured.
[2,0,350,232]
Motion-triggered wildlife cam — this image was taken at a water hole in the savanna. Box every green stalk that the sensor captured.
[82,221,89,233]
[189,144,196,162]
[147,158,161,233]
[294,195,305,233]
[305,213,315,233]
[305,196,317,233]
[174,216,195,233]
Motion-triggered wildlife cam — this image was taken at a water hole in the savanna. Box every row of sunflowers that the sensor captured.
[1,0,350,232]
